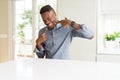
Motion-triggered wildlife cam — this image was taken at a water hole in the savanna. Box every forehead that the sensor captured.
[41,10,55,18]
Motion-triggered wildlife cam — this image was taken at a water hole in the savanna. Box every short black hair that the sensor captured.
[40,5,54,14]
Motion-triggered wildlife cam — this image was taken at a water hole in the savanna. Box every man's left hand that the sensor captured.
[59,17,71,28]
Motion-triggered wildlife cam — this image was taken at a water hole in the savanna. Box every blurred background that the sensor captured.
[0,0,120,62]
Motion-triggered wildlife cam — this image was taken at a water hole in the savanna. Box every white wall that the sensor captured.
[101,0,120,11]
[57,0,97,61]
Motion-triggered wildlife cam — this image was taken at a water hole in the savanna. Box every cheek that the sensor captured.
[51,18,54,22]
[51,14,56,21]
[51,17,56,22]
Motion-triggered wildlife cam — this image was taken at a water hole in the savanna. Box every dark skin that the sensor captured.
[36,10,93,50]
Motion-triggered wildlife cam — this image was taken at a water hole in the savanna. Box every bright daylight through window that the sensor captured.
[14,0,57,59]
[97,1,120,54]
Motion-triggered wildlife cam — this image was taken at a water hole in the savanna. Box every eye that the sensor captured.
[43,20,46,23]
[47,17,51,21]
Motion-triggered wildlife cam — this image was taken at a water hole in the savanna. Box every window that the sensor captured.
[14,0,57,59]
[97,0,120,54]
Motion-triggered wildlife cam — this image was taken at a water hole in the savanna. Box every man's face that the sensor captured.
[41,10,57,29]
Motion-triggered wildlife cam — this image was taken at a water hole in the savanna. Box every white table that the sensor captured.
[0,58,120,80]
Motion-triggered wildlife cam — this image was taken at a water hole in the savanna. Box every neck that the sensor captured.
[48,27,54,30]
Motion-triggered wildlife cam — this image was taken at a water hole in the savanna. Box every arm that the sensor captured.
[34,45,46,58]
[59,18,94,39]
[71,23,94,39]
[34,28,47,58]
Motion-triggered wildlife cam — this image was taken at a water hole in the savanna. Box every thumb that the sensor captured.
[42,33,46,36]
[42,28,48,35]
[65,17,67,20]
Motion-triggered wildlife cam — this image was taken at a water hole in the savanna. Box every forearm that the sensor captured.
[72,24,94,39]
[36,44,41,51]
[36,51,45,58]
[59,18,94,39]
[34,45,45,58]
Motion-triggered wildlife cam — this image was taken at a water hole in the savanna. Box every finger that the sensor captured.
[41,28,47,36]
[42,33,46,36]
[57,20,61,23]
[65,17,67,20]
[43,27,48,33]
[43,35,47,41]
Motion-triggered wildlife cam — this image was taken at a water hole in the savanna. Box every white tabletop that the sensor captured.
[0,58,120,80]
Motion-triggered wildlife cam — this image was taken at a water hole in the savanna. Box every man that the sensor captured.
[34,5,94,59]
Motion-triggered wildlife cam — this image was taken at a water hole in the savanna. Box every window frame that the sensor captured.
[9,0,57,59]
[97,0,120,55]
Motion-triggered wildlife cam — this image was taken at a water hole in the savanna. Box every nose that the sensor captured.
[45,20,50,25]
